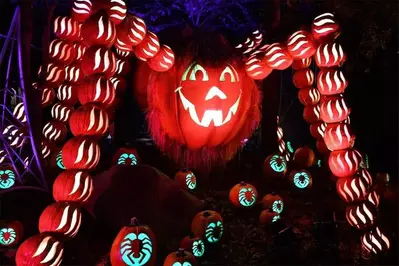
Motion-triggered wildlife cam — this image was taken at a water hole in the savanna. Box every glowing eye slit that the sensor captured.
[219,65,237,82]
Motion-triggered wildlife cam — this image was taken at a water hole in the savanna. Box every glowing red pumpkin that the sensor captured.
[69,104,109,137]
[292,58,311,70]
[264,43,293,70]
[93,0,127,25]
[309,121,326,140]
[81,46,117,77]
[49,39,77,64]
[134,31,160,60]
[148,45,176,72]
[303,104,320,124]
[293,69,315,89]
[163,248,198,266]
[78,75,116,107]
[115,58,131,75]
[229,182,258,208]
[81,10,116,47]
[62,137,100,170]
[244,52,272,80]
[319,95,350,123]
[65,63,84,84]
[0,220,23,247]
[336,175,370,204]
[53,170,93,203]
[345,201,375,230]
[361,227,390,255]
[311,13,340,41]
[115,15,144,51]
[51,102,74,123]
[41,139,54,159]
[328,149,361,178]
[56,84,78,105]
[110,76,127,95]
[38,62,66,87]
[71,0,92,22]
[41,88,56,107]
[42,120,67,143]
[315,43,346,68]
[74,42,87,61]
[53,16,81,41]
[324,123,355,151]
[298,87,320,106]
[317,69,348,95]
[235,37,256,54]
[116,48,133,58]
[366,190,380,208]
[287,30,316,59]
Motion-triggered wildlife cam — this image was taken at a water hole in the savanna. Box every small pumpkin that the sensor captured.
[293,146,315,168]
[110,217,157,266]
[229,181,258,207]
[263,153,287,178]
[262,193,283,214]
[0,167,16,190]
[361,226,390,255]
[289,170,313,189]
[163,248,198,266]
[191,210,223,244]
[180,233,206,258]
[113,147,140,166]
[346,201,376,230]
[0,220,23,246]
[259,209,280,225]
[174,169,197,191]
[52,170,93,203]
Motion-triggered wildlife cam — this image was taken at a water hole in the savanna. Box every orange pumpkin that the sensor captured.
[163,248,198,266]
[42,120,67,143]
[259,209,280,225]
[191,210,223,244]
[361,226,390,255]
[328,149,361,178]
[52,170,93,203]
[81,46,116,78]
[56,84,78,105]
[263,153,287,178]
[262,193,284,213]
[309,121,326,140]
[179,234,206,258]
[174,169,197,191]
[71,0,92,22]
[336,175,370,204]
[315,43,346,68]
[298,87,320,106]
[110,217,157,266]
[229,181,258,208]
[303,104,321,124]
[316,69,348,95]
[53,16,81,41]
[48,39,77,64]
[244,51,272,80]
[78,75,116,107]
[293,146,315,168]
[115,14,146,51]
[62,137,100,170]
[51,102,74,123]
[311,13,340,41]
[0,220,23,246]
[319,95,350,123]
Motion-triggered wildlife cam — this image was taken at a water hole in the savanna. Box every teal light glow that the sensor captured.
[205,221,223,243]
[192,239,205,257]
[293,171,310,189]
[120,233,152,266]
[287,141,294,153]
[269,155,286,173]
[365,154,369,169]
[0,170,15,189]
[272,215,280,223]
[117,153,138,166]
[238,187,256,207]
[172,262,192,266]
[0,227,16,246]
[272,200,283,214]
[317,159,322,167]
[56,151,65,170]
[185,173,196,190]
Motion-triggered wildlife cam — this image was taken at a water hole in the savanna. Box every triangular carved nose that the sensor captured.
[205,86,227,100]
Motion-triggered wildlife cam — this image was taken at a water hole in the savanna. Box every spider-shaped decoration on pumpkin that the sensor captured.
[191,239,205,257]
[117,153,138,166]
[185,172,196,190]
[56,151,65,170]
[238,187,257,207]
[269,154,287,173]
[0,169,16,189]
[120,232,153,266]
[0,227,17,246]
[272,199,284,214]
[205,220,224,243]
[293,171,311,189]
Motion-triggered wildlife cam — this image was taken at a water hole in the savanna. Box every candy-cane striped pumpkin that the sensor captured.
[324,123,355,151]
[41,88,56,108]
[115,15,146,51]
[51,102,74,123]
[315,43,346,68]
[293,69,315,89]
[251,30,263,47]
[81,10,116,47]
[345,201,375,230]
[361,227,390,254]
[38,203,82,238]
[71,0,92,22]
[148,45,176,72]
[15,234,64,266]
[62,137,100,170]
[292,58,312,70]
[0,150,7,164]
[298,87,320,106]
[116,48,132,58]
[264,43,293,70]
[115,58,131,76]
[235,37,256,54]
[49,39,77,64]
[41,140,53,159]
[317,69,348,95]
[287,30,316,59]
[38,63,66,87]
[94,0,126,25]
[134,31,160,60]
[244,52,272,80]
[53,16,81,42]
[110,76,126,95]
[311,13,340,40]
[309,121,326,140]
[53,170,93,203]
[336,175,370,203]
[366,190,380,208]
[69,104,109,136]
[319,95,350,123]
[303,104,320,124]
[42,121,67,143]
[13,102,26,123]
[56,84,78,105]
[73,42,87,61]
[81,46,116,77]
[328,149,361,178]
[65,63,83,84]
[78,75,115,107]
[357,169,373,187]
[2,125,26,148]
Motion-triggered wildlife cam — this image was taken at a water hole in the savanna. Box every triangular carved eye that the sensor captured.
[220,65,239,82]
[182,63,209,81]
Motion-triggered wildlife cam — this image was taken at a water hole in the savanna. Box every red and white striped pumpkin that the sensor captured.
[65,63,84,84]
[328,149,361,178]
[69,104,109,137]
[251,30,263,47]
[56,84,78,105]
[72,0,93,23]
[38,63,66,87]
[73,42,87,61]
[366,190,380,208]
[81,46,116,77]
[115,15,146,51]
[264,43,293,70]
[309,121,326,140]
[62,137,100,170]
[38,202,82,238]
[298,87,320,106]
[81,10,116,47]
[345,201,375,230]
[336,175,370,203]
[41,140,53,159]
[104,0,126,25]
[287,30,316,59]
[53,16,81,42]
[235,37,256,55]
[314,43,346,68]
[302,104,320,124]
[42,121,67,143]
[293,69,315,89]
[49,39,77,64]
[78,75,115,107]
[244,52,272,80]
[15,234,64,266]
[292,58,312,70]
[311,13,340,40]
[134,31,160,60]
[110,76,126,95]
[361,227,390,254]
[115,58,131,76]
[53,170,93,203]
[324,123,355,151]
[148,45,176,72]
[0,150,7,164]
[317,69,348,95]
[41,88,56,107]
[2,125,26,148]
[357,169,373,187]
[319,95,350,123]
[51,102,74,123]
[115,48,132,58]
[13,102,26,123]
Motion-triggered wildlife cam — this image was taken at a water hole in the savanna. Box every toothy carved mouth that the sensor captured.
[175,87,241,127]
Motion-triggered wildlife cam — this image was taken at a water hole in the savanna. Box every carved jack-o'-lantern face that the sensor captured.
[176,62,242,128]
[120,232,153,265]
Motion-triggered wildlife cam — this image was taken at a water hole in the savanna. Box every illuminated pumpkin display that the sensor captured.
[115,58,131,75]
[324,123,355,151]
[259,209,280,225]
[314,43,346,68]
[81,10,116,47]
[0,220,23,246]
[69,104,109,137]
[229,182,258,208]
[71,0,93,22]
[264,43,293,70]
[134,31,160,60]
[62,137,100,170]
[292,57,312,70]
[81,46,116,78]
[42,120,67,143]
[163,248,198,266]
[110,217,157,266]
[53,171,93,203]
[319,95,350,123]
[56,84,78,105]
[263,153,287,177]
[65,63,84,83]
[262,193,284,214]
[317,69,348,95]
[78,75,116,107]
[53,16,81,41]
[303,104,320,124]
[345,201,375,230]
[148,45,176,72]
[336,175,370,204]
[366,190,380,208]
[115,15,147,51]
[51,102,74,123]
[361,227,390,254]
[38,202,82,238]
[2,125,27,148]
[180,234,205,258]
[311,13,340,40]
[74,42,87,60]
[328,149,361,178]
[244,51,272,80]
[41,88,56,107]
[298,87,320,106]
[48,39,77,64]
[174,169,197,191]
[38,62,66,87]
[287,30,316,59]
[56,150,65,169]
[293,147,315,168]
[309,121,326,140]
[289,170,313,189]
[293,69,314,89]
[191,210,224,244]
[16,234,64,266]
[13,102,26,123]
[113,147,140,166]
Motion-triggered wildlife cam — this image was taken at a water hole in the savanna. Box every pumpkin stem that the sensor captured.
[177,248,185,257]
[181,168,188,172]
[240,181,247,186]
[203,211,211,217]
[271,192,276,195]
[130,217,139,226]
